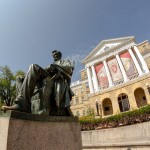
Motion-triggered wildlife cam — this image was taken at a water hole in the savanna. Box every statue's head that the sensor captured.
[52,50,62,61]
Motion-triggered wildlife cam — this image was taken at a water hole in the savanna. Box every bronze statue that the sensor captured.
[1,50,74,116]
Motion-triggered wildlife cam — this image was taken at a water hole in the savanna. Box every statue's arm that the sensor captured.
[51,59,74,80]
[44,64,58,75]
[60,59,74,75]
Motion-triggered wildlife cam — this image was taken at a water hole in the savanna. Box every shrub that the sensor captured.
[86,107,95,117]
[79,104,150,131]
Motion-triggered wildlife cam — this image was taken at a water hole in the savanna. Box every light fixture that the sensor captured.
[95,99,100,116]
[146,83,150,94]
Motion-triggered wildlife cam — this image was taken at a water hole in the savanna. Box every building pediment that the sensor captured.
[83,36,135,64]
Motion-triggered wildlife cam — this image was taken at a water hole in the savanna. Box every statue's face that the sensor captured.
[53,52,61,61]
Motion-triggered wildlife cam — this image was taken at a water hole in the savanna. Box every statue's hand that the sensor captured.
[50,64,56,68]
[49,64,58,73]
[44,64,59,75]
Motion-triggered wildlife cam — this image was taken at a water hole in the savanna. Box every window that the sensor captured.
[143,96,146,101]
[118,93,130,112]
[86,82,89,88]
[84,72,87,78]
[104,107,110,111]
[76,98,79,104]
[82,96,84,102]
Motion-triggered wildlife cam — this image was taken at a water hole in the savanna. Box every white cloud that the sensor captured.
[66,54,85,64]
[66,51,87,81]
[66,41,98,81]
[66,43,96,65]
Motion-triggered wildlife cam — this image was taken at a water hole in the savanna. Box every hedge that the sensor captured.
[79,105,150,131]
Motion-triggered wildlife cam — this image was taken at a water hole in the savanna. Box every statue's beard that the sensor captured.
[54,57,61,61]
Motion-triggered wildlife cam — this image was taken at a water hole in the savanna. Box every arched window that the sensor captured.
[118,93,130,112]
[102,98,113,116]
[134,88,147,108]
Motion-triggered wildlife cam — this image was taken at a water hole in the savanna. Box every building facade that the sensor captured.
[70,36,150,117]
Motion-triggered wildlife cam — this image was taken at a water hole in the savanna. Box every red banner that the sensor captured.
[120,52,137,76]
[95,63,109,87]
[107,58,123,82]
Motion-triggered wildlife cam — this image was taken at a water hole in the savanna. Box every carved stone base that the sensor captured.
[0,111,82,150]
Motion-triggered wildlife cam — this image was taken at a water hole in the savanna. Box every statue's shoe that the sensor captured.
[37,109,49,115]
[1,104,26,113]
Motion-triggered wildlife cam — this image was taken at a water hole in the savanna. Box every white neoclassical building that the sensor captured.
[70,36,150,117]
[83,36,149,94]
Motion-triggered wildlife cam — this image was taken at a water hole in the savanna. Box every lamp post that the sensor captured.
[95,99,100,116]
[146,83,150,94]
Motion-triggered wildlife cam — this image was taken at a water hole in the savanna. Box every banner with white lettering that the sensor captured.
[107,58,123,82]
[95,63,109,88]
[120,52,137,77]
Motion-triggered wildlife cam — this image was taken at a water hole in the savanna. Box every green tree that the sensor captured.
[0,66,25,106]
[0,66,15,106]
[15,70,25,78]
[86,106,95,118]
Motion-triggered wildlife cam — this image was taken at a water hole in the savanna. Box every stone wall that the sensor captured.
[0,111,82,150]
[82,121,150,150]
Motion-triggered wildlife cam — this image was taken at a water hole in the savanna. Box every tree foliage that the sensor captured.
[80,105,150,131]
[0,66,25,106]
[15,70,25,78]
[86,106,95,117]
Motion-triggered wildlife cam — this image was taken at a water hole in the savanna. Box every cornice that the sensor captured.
[71,80,82,87]
[83,36,135,64]
[71,84,82,89]
[143,52,150,58]
[79,68,86,72]
[137,40,148,46]
[85,39,136,67]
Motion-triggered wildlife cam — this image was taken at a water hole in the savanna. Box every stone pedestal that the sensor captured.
[0,111,82,150]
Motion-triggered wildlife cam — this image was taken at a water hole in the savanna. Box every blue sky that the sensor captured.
[0,0,150,82]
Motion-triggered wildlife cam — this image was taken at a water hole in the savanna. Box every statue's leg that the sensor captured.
[16,76,24,97]
[2,64,48,113]
[37,78,54,115]
[18,64,49,112]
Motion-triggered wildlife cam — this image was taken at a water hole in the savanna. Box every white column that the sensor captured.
[116,54,128,82]
[86,66,94,93]
[128,48,143,76]
[91,65,99,92]
[103,60,113,87]
[133,46,149,73]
